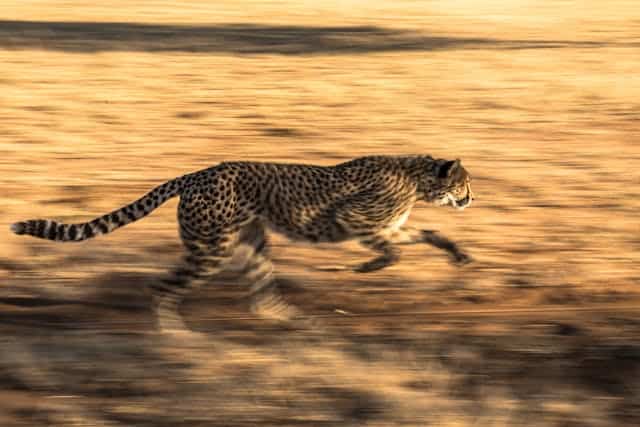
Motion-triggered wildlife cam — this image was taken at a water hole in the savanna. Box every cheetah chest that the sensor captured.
[387,208,411,233]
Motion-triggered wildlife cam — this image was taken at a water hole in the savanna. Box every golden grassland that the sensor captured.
[1,1,639,426]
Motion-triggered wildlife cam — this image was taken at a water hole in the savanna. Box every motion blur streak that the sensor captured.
[1,1,639,426]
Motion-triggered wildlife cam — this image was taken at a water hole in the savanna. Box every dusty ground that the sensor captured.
[1,1,639,426]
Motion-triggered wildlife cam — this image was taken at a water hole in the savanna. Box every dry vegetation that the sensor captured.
[1,1,639,426]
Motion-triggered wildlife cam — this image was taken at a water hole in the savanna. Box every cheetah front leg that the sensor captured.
[355,227,472,273]
[391,226,473,265]
[418,229,472,265]
[355,235,401,273]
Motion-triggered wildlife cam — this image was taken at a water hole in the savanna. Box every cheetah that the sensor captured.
[11,155,474,332]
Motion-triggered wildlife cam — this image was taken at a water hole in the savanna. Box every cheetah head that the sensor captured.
[428,159,474,210]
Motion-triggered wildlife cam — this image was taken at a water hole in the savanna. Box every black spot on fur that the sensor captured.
[97,221,109,234]
[36,220,46,238]
[83,223,94,238]
[56,224,65,240]
[68,224,77,240]
[47,222,57,240]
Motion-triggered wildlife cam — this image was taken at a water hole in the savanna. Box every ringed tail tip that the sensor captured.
[10,222,26,235]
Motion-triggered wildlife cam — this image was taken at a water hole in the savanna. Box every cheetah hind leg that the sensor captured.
[312,234,399,274]
[244,252,301,322]
[151,241,231,336]
[313,236,402,273]
[244,251,343,334]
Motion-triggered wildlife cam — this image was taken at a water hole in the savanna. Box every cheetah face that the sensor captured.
[430,159,474,210]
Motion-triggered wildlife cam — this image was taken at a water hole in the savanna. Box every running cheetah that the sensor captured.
[11,155,474,332]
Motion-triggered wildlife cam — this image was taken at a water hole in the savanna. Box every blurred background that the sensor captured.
[1,1,639,426]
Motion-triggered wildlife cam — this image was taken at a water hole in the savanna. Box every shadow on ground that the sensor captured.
[1,262,639,426]
[0,20,624,55]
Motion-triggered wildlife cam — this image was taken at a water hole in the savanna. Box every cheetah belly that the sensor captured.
[388,209,411,232]
[261,207,347,244]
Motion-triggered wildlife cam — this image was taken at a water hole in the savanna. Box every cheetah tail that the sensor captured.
[10,175,189,242]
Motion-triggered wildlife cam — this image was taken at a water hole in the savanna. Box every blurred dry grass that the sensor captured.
[1,1,639,426]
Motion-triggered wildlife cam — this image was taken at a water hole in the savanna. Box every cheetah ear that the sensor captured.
[438,159,461,179]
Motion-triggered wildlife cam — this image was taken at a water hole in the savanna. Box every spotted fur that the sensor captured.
[11,155,474,332]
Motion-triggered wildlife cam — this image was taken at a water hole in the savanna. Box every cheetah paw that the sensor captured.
[451,251,473,266]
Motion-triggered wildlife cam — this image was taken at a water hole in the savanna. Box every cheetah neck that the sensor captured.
[397,155,437,179]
